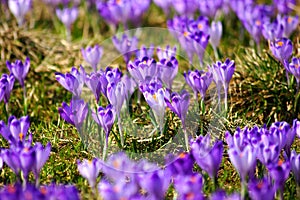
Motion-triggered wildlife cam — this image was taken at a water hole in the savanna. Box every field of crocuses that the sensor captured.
[0,0,300,199]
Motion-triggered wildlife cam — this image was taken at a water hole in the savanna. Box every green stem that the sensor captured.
[297,185,300,199]
[241,181,247,200]
[23,86,27,115]
[183,127,189,151]
[118,116,124,147]
[102,135,108,160]
[294,91,300,114]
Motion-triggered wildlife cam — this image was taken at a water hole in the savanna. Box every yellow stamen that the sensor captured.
[143,60,147,64]
[288,17,293,23]
[190,175,197,183]
[183,31,189,37]
[256,181,264,189]
[179,152,186,158]
[24,147,29,152]
[186,193,195,200]
[295,64,299,69]
[153,94,157,101]
[277,41,283,47]
[116,0,121,4]
[198,23,203,30]
[113,160,120,168]
[278,159,283,166]
[255,20,261,26]
[19,132,24,141]
[40,187,47,195]
[7,185,16,193]
[88,160,93,165]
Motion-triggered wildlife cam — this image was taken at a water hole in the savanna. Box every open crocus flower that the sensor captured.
[58,98,88,131]
[8,0,31,26]
[190,134,223,180]
[6,57,30,88]
[107,81,126,119]
[173,0,198,17]
[135,44,154,60]
[278,15,299,38]
[33,142,51,186]
[262,20,284,41]
[105,67,122,84]
[77,158,101,188]
[81,45,103,72]
[143,87,166,134]
[127,57,158,83]
[0,74,15,104]
[285,57,300,90]
[85,72,102,103]
[198,0,223,19]
[166,152,195,177]
[121,74,137,101]
[157,56,178,89]
[55,66,85,97]
[248,176,276,200]
[274,0,296,14]
[112,34,138,63]
[270,38,293,64]
[0,115,31,147]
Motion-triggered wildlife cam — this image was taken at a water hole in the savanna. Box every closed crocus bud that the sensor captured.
[105,67,122,84]
[286,57,300,89]
[85,72,102,103]
[270,38,293,64]
[194,71,213,101]
[58,98,88,131]
[107,81,126,118]
[209,21,222,50]
[262,20,284,41]
[56,7,78,30]
[173,0,198,17]
[191,134,223,179]
[81,45,103,72]
[77,158,101,188]
[0,74,15,104]
[279,15,299,38]
[6,57,30,88]
[8,0,31,26]
[33,142,51,183]
[127,57,158,83]
[92,104,115,136]
[274,0,296,14]
[198,0,223,19]
[192,31,210,66]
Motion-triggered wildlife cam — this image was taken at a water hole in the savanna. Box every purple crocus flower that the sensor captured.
[190,134,223,180]
[121,74,137,101]
[6,57,30,88]
[270,37,293,64]
[291,150,300,186]
[156,45,177,60]
[210,190,241,200]
[274,0,296,14]
[285,57,300,90]
[157,56,178,89]
[8,0,31,26]
[33,142,51,185]
[209,21,222,51]
[2,148,21,175]
[262,20,284,41]
[256,136,280,166]
[135,44,154,60]
[228,144,256,182]
[198,0,223,19]
[188,16,210,34]
[56,7,78,40]
[112,34,138,63]
[127,57,158,83]
[166,152,195,176]
[92,104,115,158]
[85,72,102,102]
[174,173,205,200]
[139,169,171,199]
[105,67,122,84]
[173,0,198,17]
[164,90,190,130]
[0,115,31,147]
[107,81,126,118]
[278,15,299,38]
[77,158,101,188]
[55,65,86,97]
[268,160,290,197]
[248,177,276,200]
[81,45,103,72]
[143,87,166,134]
[41,183,80,200]
[0,74,15,104]
[58,98,88,131]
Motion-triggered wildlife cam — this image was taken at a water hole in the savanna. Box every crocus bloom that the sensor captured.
[77,158,101,188]
[209,21,222,50]
[55,66,85,97]
[210,190,241,200]
[173,0,198,17]
[0,74,15,104]
[58,98,88,131]
[33,142,51,184]
[143,87,166,134]
[112,34,138,63]
[81,45,103,72]
[274,0,296,14]
[56,7,78,32]
[0,115,30,147]
[85,72,102,102]
[139,169,171,199]
[291,150,300,185]
[166,152,195,176]
[157,56,178,89]
[191,134,223,179]
[6,57,30,88]
[164,90,190,130]
[107,81,126,118]
[268,160,290,195]
[262,20,283,41]
[198,0,223,19]
[105,67,122,84]
[228,144,256,182]
[174,173,205,200]
[270,37,293,64]
[248,177,276,200]
[41,183,80,200]
[127,57,158,83]
[92,104,115,137]
[278,15,299,38]
[285,57,300,90]
[8,0,31,26]
[153,0,172,16]
[156,45,177,60]
[121,74,137,101]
